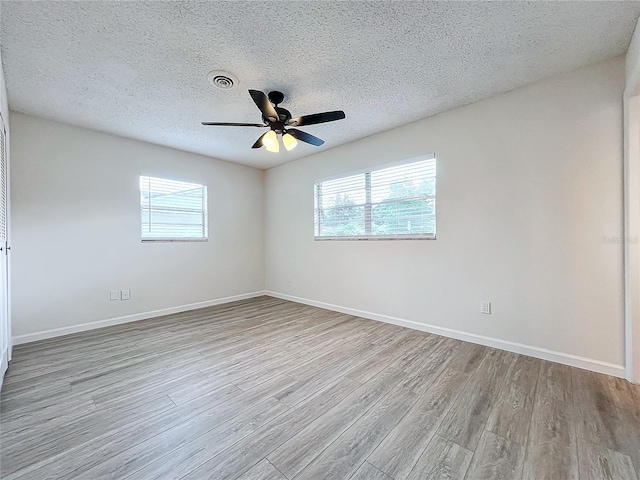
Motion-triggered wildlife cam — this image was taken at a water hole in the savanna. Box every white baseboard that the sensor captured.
[265,291,625,378]
[12,291,267,346]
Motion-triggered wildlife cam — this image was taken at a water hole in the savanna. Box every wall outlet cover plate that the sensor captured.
[481,301,491,314]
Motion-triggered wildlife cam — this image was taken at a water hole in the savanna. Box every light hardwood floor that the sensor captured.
[1,296,639,480]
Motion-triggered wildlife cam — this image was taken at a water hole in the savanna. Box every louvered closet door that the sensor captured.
[0,114,9,378]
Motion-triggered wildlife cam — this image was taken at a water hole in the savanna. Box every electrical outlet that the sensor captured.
[121,289,130,301]
[110,290,119,301]
[481,301,491,314]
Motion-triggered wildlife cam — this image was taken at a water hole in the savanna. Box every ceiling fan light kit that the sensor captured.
[262,130,279,152]
[202,89,345,153]
[282,132,298,151]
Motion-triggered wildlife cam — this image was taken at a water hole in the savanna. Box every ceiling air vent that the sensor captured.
[207,70,238,90]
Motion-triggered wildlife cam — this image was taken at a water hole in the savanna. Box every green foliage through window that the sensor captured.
[315,158,436,239]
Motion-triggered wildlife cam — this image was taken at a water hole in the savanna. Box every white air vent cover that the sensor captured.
[207,70,238,90]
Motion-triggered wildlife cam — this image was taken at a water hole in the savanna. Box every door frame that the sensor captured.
[3,113,9,363]
[0,111,9,386]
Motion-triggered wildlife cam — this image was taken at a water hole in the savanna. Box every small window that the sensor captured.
[314,157,436,240]
[140,175,208,241]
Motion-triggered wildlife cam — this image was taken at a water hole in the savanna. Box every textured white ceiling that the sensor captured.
[1,1,639,169]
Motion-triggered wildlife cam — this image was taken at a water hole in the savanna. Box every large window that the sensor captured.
[140,175,208,241]
[314,157,436,240]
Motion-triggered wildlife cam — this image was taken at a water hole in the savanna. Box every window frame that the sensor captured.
[139,174,209,243]
[314,155,437,241]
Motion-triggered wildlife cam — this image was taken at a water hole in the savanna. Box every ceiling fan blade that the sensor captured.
[287,128,325,146]
[248,90,279,122]
[252,131,269,149]
[287,110,345,127]
[201,122,266,127]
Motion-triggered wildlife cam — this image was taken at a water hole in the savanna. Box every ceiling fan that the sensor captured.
[202,90,346,152]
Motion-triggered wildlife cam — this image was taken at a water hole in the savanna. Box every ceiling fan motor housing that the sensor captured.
[275,107,291,124]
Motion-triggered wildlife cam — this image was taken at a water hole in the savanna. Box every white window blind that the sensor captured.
[314,157,436,240]
[140,175,208,241]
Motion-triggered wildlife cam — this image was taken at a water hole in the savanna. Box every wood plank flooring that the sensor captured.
[1,296,639,479]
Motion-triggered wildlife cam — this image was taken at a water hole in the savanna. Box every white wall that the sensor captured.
[1,61,7,123]
[625,19,640,382]
[10,113,264,340]
[627,20,640,97]
[265,57,626,375]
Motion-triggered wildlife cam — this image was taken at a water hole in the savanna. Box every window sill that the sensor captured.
[314,235,436,241]
[142,238,208,243]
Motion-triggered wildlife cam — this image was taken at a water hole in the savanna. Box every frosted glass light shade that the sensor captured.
[282,133,298,151]
[263,130,279,152]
